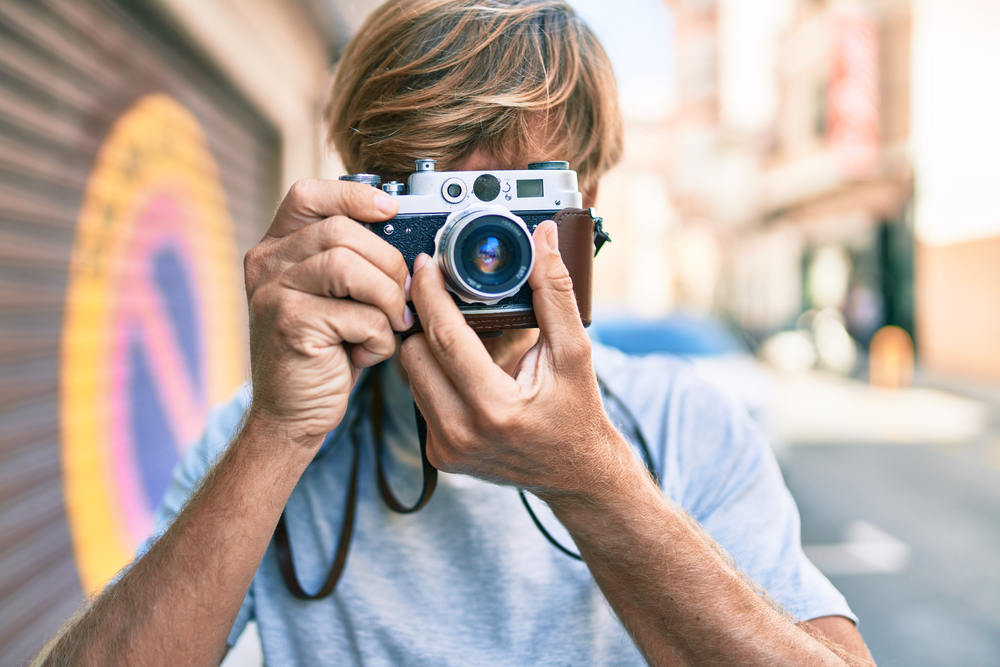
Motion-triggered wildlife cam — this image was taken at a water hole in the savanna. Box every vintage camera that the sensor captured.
[341,159,608,335]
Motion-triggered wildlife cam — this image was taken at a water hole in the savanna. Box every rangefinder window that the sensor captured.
[516,179,544,198]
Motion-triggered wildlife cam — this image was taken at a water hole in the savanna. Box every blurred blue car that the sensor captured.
[589,313,771,431]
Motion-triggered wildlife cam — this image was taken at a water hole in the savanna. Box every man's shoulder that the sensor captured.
[590,341,765,493]
[590,341,734,427]
[591,341,698,390]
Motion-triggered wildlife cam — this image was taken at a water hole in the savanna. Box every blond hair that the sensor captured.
[325,0,623,192]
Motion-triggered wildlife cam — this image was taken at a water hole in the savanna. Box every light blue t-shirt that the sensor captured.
[148,343,854,665]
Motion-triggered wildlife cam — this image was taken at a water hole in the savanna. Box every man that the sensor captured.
[36,1,874,665]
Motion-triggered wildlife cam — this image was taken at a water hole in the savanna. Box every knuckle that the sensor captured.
[248,284,274,319]
[319,216,352,244]
[383,282,405,309]
[363,306,392,338]
[427,320,463,352]
[287,178,317,203]
[243,246,264,289]
[326,244,352,266]
[347,304,384,343]
[272,295,306,337]
[320,248,354,296]
[548,267,575,294]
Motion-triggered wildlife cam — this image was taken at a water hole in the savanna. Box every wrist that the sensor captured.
[238,407,328,469]
[536,420,656,513]
[243,402,333,454]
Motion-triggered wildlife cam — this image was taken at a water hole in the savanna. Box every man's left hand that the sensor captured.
[400,220,631,498]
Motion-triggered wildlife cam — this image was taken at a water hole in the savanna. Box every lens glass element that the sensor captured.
[471,236,508,274]
[458,219,522,288]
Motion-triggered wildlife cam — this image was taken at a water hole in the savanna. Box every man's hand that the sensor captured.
[400,219,874,667]
[244,179,412,449]
[400,220,628,496]
[32,179,415,667]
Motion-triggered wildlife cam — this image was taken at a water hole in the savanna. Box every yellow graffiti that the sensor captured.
[60,94,245,594]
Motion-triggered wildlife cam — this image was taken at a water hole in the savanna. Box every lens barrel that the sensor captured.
[433,206,535,304]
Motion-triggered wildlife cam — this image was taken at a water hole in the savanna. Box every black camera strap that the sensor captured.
[274,366,438,600]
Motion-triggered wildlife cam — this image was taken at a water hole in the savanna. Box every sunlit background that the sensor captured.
[1,0,998,664]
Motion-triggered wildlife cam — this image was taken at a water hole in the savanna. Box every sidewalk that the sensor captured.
[770,370,994,447]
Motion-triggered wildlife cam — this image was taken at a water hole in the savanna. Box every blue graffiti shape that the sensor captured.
[129,339,180,511]
[153,247,203,398]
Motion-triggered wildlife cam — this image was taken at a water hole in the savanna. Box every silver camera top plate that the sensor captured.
[393,167,581,214]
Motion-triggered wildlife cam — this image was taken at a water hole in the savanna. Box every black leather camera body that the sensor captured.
[342,159,606,335]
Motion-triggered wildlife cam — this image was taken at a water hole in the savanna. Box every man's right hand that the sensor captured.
[243,178,410,450]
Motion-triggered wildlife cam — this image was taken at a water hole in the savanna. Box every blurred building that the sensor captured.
[0,0,355,661]
[640,0,1000,384]
[728,0,915,361]
[909,0,1000,381]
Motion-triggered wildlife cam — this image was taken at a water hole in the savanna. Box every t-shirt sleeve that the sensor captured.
[591,344,855,625]
[134,383,256,645]
[671,374,856,624]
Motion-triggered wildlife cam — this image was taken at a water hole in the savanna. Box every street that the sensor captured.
[783,441,1000,666]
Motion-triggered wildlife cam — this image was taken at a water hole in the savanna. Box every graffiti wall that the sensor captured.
[0,0,279,661]
[60,93,245,592]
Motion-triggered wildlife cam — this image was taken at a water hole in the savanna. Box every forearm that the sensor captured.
[34,415,316,666]
[542,431,859,667]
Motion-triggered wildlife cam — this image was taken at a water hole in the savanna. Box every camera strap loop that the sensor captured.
[274,446,359,599]
[372,370,439,513]
[590,209,611,257]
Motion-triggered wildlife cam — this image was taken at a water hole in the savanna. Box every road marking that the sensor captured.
[803,521,910,575]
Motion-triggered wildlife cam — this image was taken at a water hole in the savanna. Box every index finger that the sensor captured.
[408,253,516,403]
[266,178,399,239]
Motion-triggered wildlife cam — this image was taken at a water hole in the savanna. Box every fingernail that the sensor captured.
[403,305,414,328]
[413,253,430,273]
[546,222,559,251]
[375,193,396,215]
[404,274,412,300]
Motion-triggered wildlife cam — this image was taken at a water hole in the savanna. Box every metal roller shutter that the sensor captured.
[0,0,280,661]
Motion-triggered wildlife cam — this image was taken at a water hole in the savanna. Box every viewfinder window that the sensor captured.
[516,179,544,198]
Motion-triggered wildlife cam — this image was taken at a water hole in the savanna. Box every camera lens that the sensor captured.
[458,220,521,289]
[434,206,535,304]
[455,215,527,292]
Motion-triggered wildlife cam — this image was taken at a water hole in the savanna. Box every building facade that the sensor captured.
[0,0,338,661]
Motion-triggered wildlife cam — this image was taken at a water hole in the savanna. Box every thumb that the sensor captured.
[528,221,586,342]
